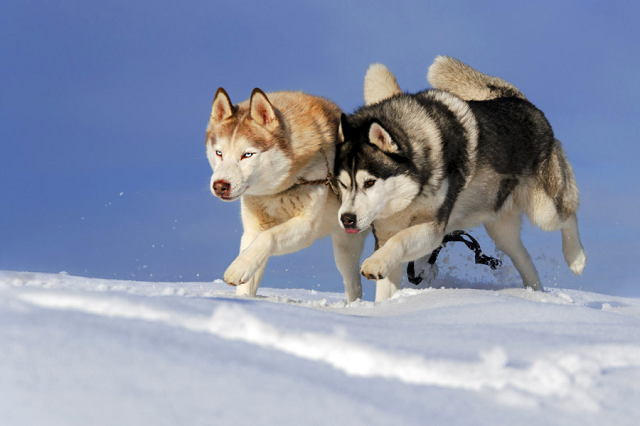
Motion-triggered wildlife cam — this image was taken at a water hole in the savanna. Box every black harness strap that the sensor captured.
[407,230,502,285]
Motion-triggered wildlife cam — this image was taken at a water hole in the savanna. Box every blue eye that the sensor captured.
[242,152,254,159]
[215,150,222,158]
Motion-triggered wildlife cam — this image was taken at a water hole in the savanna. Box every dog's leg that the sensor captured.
[361,222,445,283]
[234,228,265,297]
[375,264,403,302]
[235,262,266,297]
[224,194,327,286]
[224,217,318,285]
[331,229,366,302]
[561,213,586,275]
[484,211,542,290]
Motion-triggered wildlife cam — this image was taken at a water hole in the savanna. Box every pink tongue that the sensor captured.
[345,229,360,234]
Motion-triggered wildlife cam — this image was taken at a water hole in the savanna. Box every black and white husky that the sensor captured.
[335,56,586,301]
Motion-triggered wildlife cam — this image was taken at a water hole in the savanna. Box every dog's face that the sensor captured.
[205,88,290,201]
[335,115,420,233]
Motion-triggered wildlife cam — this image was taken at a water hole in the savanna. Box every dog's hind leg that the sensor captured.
[533,141,586,275]
[331,229,367,302]
[484,210,543,291]
[561,213,586,275]
[375,264,404,302]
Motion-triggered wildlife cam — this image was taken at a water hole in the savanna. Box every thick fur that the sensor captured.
[427,55,527,101]
[206,88,366,302]
[364,63,402,105]
[337,57,586,301]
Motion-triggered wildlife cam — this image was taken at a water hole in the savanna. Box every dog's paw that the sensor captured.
[360,255,392,281]
[224,254,259,286]
[568,249,587,276]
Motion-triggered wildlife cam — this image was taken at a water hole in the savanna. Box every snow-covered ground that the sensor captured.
[2,271,640,426]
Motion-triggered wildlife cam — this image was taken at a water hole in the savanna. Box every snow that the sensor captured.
[2,271,640,425]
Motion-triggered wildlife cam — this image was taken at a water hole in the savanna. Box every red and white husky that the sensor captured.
[205,88,366,301]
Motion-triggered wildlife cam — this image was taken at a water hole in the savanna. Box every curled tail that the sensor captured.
[427,55,526,101]
[363,63,402,105]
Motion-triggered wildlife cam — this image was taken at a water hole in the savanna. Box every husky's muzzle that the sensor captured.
[212,179,243,201]
[213,180,230,197]
[340,213,361,233]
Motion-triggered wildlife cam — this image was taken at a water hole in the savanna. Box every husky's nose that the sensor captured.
[340,213,357,228]
[213,180,231,197]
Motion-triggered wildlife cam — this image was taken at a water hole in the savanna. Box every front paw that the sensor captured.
[224,254,260,286]
[360,254,393,281]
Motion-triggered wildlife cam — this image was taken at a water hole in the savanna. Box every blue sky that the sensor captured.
[2,1,639,297]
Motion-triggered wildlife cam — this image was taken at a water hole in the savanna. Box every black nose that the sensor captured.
[341,213,357,228]
[213,180,230,197]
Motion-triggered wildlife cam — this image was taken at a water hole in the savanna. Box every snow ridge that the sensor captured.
[17,291,640,411]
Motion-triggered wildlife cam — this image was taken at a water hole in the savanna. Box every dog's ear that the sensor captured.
[364,63,401,105]
[368,122,399,154]
[338,113,352,142]
[250,88,278,130]
[210,87,234,122]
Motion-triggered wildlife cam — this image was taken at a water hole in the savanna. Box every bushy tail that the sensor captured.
[427,56,526,101]
[363,63,402,105]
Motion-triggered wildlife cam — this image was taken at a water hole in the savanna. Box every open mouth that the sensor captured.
[344,228,360,234]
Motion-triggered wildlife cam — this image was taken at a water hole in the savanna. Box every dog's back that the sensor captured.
[427,56,580,223]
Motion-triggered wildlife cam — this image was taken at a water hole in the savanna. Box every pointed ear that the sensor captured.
[211,87,234,122]
[368,122,398,153]
[250,88,278,129]
[338,113,351,142]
